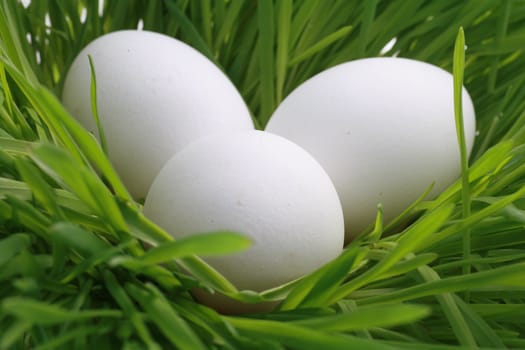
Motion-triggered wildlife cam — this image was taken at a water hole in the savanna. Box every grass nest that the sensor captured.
[1,0,525,349]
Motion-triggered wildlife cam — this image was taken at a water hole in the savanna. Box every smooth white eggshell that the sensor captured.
[62,30,253,199]
[143,130,344,297]
[265,57,476,239]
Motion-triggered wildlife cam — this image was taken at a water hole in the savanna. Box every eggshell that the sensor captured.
[143,130,344,304]
[62,30,253,199]
[265,57,476,239]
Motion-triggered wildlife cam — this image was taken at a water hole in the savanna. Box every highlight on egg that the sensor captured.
[266,57,476,240]
[143,130,345,313]
[62,30,254,199]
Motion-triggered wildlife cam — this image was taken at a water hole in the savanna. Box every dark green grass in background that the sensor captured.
[1,0,525,349]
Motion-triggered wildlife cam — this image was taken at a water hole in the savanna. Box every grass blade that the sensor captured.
[87,55,108,156]
[358,262,525,305]
[279,240,363,310]
[31,143,128,235]
[287,25,353,67]
[50,222,110,258]
[0,234,30,266]
[1,297,122,325]
[225,317,399,350]
[164,0,216,63]
[139,231,252,264]
[453,27,472,280]
[293,304,430,331]
[331,204,454,302]
[127,283,207,350]
[257,0,275,126]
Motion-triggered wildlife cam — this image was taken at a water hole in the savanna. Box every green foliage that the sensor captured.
[1,0,525,348]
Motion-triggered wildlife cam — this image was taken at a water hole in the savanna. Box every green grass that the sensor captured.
[1,0,525,348]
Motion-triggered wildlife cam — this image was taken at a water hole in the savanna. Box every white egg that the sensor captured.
[62,30,253,199]
[266,57,476,240]
[143,130,344,304]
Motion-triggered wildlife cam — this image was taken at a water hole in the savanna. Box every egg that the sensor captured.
[265,57,476,240]
[143,130,344,311]
[62,30,253,199]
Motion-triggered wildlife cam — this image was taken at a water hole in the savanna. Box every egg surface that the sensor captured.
[143,130,344,296]
[266,57,476,239]
[62,30,253,199]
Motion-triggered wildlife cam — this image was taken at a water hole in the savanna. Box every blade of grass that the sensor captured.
[87,55,108,156]
[275,0,292,103]
[225,316,400,350]
[164,0,216,63]
[0,0,38,83]
[0,320,33,350]
[32,325,113,350]
[287,25,353,67]
[103,270,161,350]
[257,0,275,126]
[0,234,30,266]
[292,304,431,331]
[425,182,525,249]
[453,27,472,286]
[0,58,133,202]
[116,200,239,294]
[330,204,454,302]
[1,297,122,325]
[127,283,207,350]
[416,264,477,348]
[137,231,252,264]
[358,262,525,306]
[31,143,128,235]
[454,295,506,348]
[49,222,111,258]
[112,231,252,271]
[15,157,64,218]
[357,0,378,57]
[279,239,363,310]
